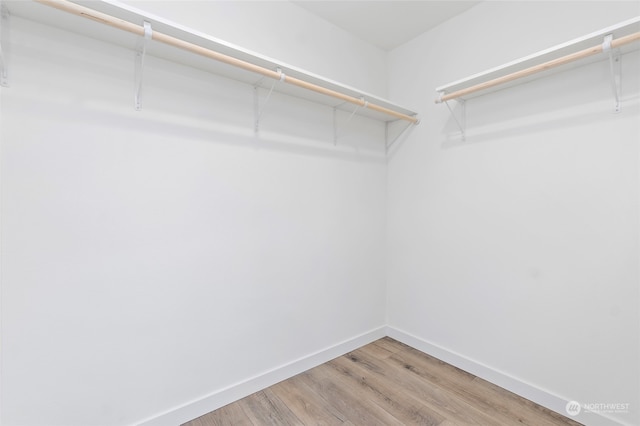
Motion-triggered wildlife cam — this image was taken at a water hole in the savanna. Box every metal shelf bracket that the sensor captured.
[439,91,466,140]
[134,20,152,111]
[385,119,416,153]
[603,34,622,113]
[1,1,10,88]
[254,68,285,133]
[333,97,366,145]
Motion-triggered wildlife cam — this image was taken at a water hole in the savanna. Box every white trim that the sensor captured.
[386,326,629,426]
[135,325,631,426]
[135,326,386,426]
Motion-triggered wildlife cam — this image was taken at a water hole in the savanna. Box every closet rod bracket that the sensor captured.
[603,34,622,113]
[254,68,285,133]
[134,20,152,111]
[0,1,10,88]
[385,119,416,153]
[439,92,466,141]
[333,97,367,145]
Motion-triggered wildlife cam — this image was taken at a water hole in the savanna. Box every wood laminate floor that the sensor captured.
[182,337,583,426]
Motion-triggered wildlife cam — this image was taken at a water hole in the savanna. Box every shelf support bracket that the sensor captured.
[603,34,622,113]
[385,119,416,153]
[134,21,152,111]
[333,98,367,145]
[0,1,10,88]
[254,68,284,133]
[440,92,466,140]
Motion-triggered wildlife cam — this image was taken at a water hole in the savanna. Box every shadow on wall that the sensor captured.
[384,120,419,161]
[441,99,640,148]
[6,88,389,165]
[7,18,390,165]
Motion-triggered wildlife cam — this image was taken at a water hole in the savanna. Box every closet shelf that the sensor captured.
[435,16,640,103]
[4,0,419,124]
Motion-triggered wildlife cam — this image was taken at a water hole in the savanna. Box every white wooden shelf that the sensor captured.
[3,0,419,124]
[435,16,640,102]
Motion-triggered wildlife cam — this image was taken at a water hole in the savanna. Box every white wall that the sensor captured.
[4,1,640,426]
[387,2,640,426]
[0,3,388,425]
[120,0,389,98]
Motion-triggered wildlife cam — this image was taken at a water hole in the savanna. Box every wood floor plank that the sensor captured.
[270,374,348,425]
[390,344,477,388]
[182,338,585,426]
[360,341,395,360]
[388,345,580,426]
[300,364,405,426]
[372,336,414,354]
[328,354,445,426]
[470,376,582,426]
[361,342,395,360]
[342,348,500,426]
[388,346,543,426]
[239,389,301,426]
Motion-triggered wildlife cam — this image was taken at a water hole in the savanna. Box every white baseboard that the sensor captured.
[135,326,387,426]
[135,325,628,426]
[386,326,627,426]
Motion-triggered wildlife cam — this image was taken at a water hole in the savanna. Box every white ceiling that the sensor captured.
[292,1,481,51]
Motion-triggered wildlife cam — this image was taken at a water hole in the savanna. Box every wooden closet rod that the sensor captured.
[35,0,419,124]
[436,31,640,103]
